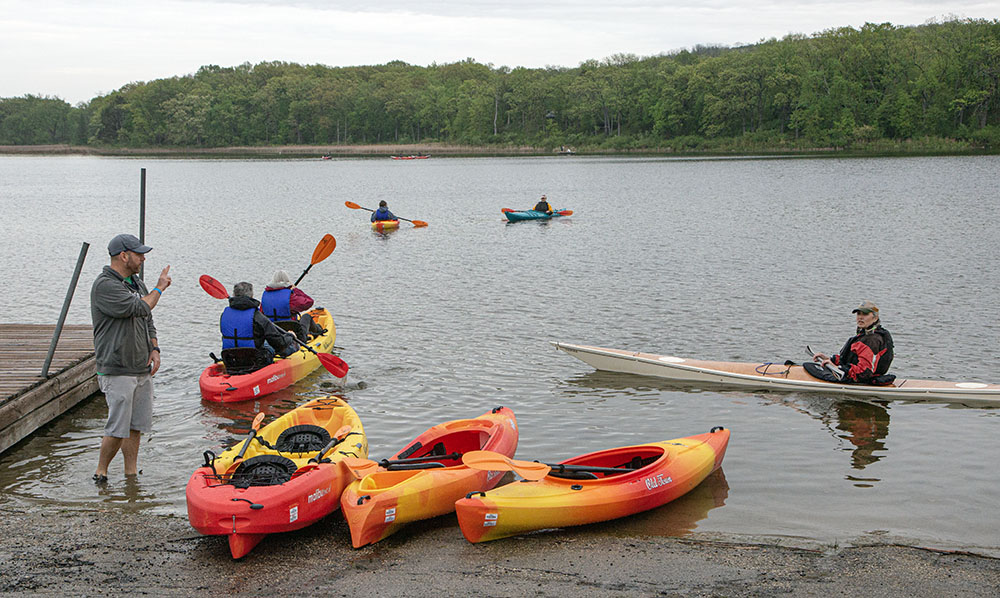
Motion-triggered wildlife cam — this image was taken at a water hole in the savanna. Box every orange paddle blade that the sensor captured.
[557,210,573,216]
[462,450,550,481]
[344,201,362,210]
[311,234,337,265]
[199,275,229,299]
[412,220,428,228]
[501,208,515,213]
[250,412,265,431]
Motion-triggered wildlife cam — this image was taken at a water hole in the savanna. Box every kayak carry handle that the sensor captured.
[465,491,486,499]
[710,426,726,433]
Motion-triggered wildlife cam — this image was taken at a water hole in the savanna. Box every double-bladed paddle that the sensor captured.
[462,450,634,481]
[344,201,428,227]
[294,233,337,286]
[198,274,349,378]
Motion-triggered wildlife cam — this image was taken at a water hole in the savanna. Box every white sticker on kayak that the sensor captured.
[484,513,498,521]
[384,507,396,523]
[253,385,260,396]
[644,475,672,490]
[289,505,299,523]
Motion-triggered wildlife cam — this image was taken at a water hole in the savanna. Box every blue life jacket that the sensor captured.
[220,307,256,349]
[261,288,294,322]
[372,207,396,222]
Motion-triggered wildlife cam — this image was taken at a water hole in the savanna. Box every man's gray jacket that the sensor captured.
[91,265,157,375]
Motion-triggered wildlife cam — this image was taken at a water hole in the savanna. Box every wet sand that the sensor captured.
[1,502,997,597]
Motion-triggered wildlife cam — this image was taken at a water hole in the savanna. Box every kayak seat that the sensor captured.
[221,347,271,375]
[230,454,297,488]
[274,425,331,453]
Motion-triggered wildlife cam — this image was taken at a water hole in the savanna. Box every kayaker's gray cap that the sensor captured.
[852,300,879,315]
[108,234,152,256]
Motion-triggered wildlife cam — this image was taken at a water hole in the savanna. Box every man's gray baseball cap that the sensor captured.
[108,234,152,256]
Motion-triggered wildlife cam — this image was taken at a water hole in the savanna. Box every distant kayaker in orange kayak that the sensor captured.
[261,270,322,341]
[533,194,553,214]
[810,301,894,384]
[221,282,298,364]
[371,200,396,222]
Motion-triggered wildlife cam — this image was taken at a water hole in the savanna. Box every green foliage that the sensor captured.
[1,18,999,152]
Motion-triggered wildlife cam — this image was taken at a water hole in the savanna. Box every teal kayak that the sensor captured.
[503,208,573,222]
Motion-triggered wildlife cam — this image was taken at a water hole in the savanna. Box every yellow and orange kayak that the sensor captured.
[454,426,729,543]
[340,406,518,548]
[185,396,368,558]
[199,308,336,402]
[371,219,399,232]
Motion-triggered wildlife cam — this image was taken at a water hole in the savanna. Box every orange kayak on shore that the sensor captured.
[454,426,729,543]
[340,406,518,548]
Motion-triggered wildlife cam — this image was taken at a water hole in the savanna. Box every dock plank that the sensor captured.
[0,323,99,455]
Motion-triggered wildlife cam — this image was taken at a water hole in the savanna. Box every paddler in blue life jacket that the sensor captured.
[371,200,396,222]
[221,281,298,363]
[533,195,553,214]
[810,301,894,385]
[261,270,322,341]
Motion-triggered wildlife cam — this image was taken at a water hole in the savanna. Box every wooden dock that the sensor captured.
[0,324,98,455]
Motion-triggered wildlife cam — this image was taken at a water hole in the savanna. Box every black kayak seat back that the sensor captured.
[231,454,297,488]
[221,347,271,375]
[274,424,331,453]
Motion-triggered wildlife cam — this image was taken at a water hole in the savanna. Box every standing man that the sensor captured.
[91,234,171,484]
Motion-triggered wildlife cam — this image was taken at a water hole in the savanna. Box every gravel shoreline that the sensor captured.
[1,503,997,597]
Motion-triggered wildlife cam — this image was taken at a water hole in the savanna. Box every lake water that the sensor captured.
[0,154,997,556]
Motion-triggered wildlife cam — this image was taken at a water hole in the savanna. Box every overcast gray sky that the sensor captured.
[2,0,996,104]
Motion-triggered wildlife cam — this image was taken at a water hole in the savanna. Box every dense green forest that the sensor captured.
[2,18,999,153]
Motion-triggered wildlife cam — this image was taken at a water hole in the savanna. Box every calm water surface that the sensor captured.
[0,154,997,555]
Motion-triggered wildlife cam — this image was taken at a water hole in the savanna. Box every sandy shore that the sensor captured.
[1,501,996,597]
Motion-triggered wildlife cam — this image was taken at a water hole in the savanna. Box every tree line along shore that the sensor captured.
[1,18,998,156]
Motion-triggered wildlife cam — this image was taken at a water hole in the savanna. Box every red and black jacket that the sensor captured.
[832,323,893,383]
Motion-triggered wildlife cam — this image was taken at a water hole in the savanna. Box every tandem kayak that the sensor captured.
[340,406,518,548]
[502,208,572,222]
[455,427,729,543]
[371,219,400,232]
[553,342,1000,405]
[199,308,336,403]
[185,396,368,558]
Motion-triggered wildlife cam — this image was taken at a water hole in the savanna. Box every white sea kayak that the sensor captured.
[552,342,1000,405]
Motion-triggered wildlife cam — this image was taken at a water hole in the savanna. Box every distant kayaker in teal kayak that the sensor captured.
[809,301,894,385]
[533,195,553,214]
[221,282,298,364]
[371,200,396,222]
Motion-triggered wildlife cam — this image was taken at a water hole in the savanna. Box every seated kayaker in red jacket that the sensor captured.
[810,301,894,384]
[371,200,396,222]
[533,195,553,214]
[261,270,322,340]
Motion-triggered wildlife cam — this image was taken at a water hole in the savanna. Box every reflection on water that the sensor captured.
[835,401,890,472]
[598,468,730,538]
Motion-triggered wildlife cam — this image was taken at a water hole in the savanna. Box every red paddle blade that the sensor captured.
[311,234,337,264]
[344,201,362,210]
[501,208,515,213]
[411,220,428,228]
[199,275,229,299]
[556,210,573,216]
[317,353,349,378]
